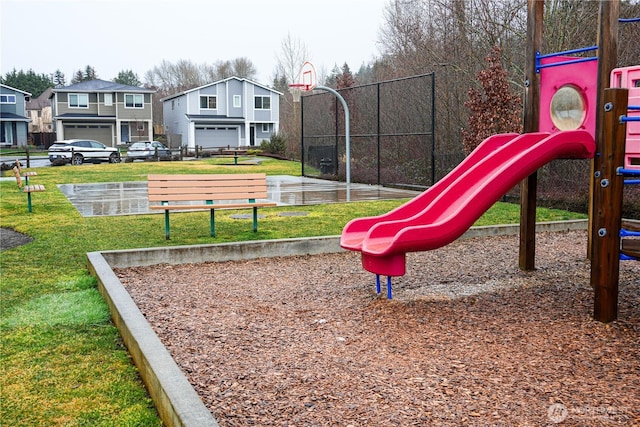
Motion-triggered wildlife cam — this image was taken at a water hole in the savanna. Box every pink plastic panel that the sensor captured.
[539,56,598,138]
[611,65,640,169]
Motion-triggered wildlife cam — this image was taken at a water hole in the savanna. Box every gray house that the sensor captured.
[162,77,281,149]
[0,84,31,146]
[51,79,155,146]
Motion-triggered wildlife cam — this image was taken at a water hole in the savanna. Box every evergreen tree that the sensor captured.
[70,65,98,84]
[71,70,85,84]
[114,69,141,86]
[51,69,66,87]
[0,68,53,97]
[84,65,97,80]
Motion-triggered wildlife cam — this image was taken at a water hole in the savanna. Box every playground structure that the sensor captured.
[288,0,640,322]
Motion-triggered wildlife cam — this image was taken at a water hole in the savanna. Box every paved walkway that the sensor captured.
[58,175,420,217]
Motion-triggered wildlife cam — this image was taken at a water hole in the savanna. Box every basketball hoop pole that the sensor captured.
[290,61,351,191]
[314,85,351,188]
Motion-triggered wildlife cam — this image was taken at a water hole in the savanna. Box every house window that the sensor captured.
[125,94,144,108]
[171,100,175,110]
[200,96,217,109]
[254,96,270,110]
[69,93,88,108]
[104,93,113,106]
[233,95,241,108]
[261,123,270,133]
[0,94,16,104]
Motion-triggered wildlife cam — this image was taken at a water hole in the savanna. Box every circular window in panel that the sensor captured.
[550,85,586,130]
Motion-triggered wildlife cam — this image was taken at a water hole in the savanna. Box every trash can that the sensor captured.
[320,158,333,174]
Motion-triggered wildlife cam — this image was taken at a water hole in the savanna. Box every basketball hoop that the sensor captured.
[289,61,318,103]
[288,83,307,103]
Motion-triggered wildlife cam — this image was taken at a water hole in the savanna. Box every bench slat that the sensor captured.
[148,173,266,181]
[149,202,276,210]
[149,192,269,202]
[148,180,267,188]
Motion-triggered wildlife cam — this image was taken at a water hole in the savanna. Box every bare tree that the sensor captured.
[231,57,258,80]
[143,57,262,133]
[272,33,310,84]
[271,33,311,160]
[378,0,527,164]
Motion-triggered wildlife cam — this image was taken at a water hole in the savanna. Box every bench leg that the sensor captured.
[252,206,258,232]
[164,210,170,240]
[210,209,215,237]
[27,191,33,213]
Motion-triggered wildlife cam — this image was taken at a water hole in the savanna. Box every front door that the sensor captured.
[121,123,130,143]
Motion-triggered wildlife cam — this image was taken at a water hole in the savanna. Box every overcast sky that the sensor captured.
[1,0,389,87]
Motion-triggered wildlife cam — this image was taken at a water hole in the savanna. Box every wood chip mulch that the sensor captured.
[115,231,640,426]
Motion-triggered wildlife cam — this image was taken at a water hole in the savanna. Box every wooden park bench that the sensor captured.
[15,160,38,179]
[12,166,45,213]
[148,173,277,239]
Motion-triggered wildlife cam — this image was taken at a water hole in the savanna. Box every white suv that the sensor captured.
[48,139,121,165]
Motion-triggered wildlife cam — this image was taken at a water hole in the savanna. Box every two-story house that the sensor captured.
[51,79,155,146]
[26,87,53,133]
[162,77,281,149]
[0,84,31,147]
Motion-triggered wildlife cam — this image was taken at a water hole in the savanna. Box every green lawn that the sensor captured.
[0,157,587,425]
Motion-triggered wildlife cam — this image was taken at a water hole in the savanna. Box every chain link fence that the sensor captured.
[301,73,437,188]
[300,73,639,218]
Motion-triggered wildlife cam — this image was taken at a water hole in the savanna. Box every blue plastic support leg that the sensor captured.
[387,276,392,299]
[376,275,381,294]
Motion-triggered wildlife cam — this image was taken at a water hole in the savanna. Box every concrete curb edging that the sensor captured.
[87,252,220,427]
[87,220,588,427]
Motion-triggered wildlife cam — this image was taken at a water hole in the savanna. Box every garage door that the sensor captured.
[64,125,113,146]
[195,126,238,148]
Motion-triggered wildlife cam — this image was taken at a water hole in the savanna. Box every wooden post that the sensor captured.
[590,0,622,323]
[519,0,544,271]
[591,88,627,322]
[589,0,620,259]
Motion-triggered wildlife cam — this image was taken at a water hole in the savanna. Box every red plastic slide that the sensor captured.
[340,130,595,276]
[340,132,520,251]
